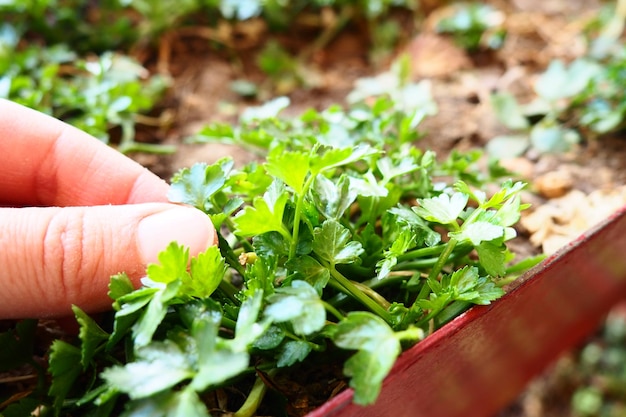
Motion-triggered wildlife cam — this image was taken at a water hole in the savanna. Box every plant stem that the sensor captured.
[323,300,345,321]
[394,245,473,272]
[233,369,277,417]
[395,326,425,342]
[397,242,472,262]
[427,238,458,282]
[221,316,237,330]
[434,300,471,328]
[351,281,391,310]
[326,262,394,324]
[218,279,240,305]
[118,141,177,155]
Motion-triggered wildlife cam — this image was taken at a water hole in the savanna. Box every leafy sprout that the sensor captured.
[28,66,540,417]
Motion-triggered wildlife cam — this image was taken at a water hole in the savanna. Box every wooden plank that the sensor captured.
[308,206,626,417]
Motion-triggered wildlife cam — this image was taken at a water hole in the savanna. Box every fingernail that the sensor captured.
[137,207,214,264]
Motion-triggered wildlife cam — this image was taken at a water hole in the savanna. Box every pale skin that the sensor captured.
[0,99,216,319]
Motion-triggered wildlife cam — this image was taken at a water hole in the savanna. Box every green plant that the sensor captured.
[0,39,172,153]
[434,2,505,51]
[1,72,540,417]
[571,313,626,417]
[487,1,626,158]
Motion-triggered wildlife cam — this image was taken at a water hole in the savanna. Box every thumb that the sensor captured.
[0,203,216,318]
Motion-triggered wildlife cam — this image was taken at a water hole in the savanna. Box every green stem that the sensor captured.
[118,141,177,155]
[416,279,432,301]
[434,301,471,328]
[218,279,240,305]
[326,262,394,325]
[233,369,277,417]
[221,316,237,331]
[427,238,458,282]
[397,242,472,262]
[283,331,325,351]
[395,326,425,343]
[394,246,473,272]
[351,281,391,310]
[322,300,345,321]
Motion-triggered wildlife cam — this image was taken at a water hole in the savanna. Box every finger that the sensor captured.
[0,99,169,206]
[0,203,216,318]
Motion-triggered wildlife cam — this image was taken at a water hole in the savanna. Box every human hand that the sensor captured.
[0,99,215,319]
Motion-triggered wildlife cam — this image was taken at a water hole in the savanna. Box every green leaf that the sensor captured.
[132,280,182,348]
[416,292,452,313]
[529,122,580,154]
[253,325,285,350]
[72,305,109,369]
[312,220,364,265]
[493,195,524,227]
[333,312,401,405]
[343,338,399,405]
[108,286,159,349]
[534,59,600,101]
[490,92,529,130]
[276,340,312,367]
[376,228,416,279]
[232,290,269,351]
[122,389,210,417]
[285,255,331,295]
[184,246,226,298]
[146,242,190,284]
[168,161,230,212]
[413,192,468,225]
[177,298,222,331]
[311,174,357,220]
[234,180,290,238]
[377,156,419,182]
[476,241,507,277]
[241,95,289,122]
[310,145,377,174]
[333,312,395,351]
[388,206,440,247]
[264,280,326,336]
[449,266,480,295]
[349,171,388,197]
[101,341,193,399]
[109,273,135,302]
[450,221,504,246]
[486,135,529,159]
[265,148,310,195]
[191,348,249,392]
[470,275,505,304]
[188,309,251,391]
[48,340,83,412]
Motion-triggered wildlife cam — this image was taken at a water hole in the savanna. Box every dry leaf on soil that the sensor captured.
[521,186,626,254]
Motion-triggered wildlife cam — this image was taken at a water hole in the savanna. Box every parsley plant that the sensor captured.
[37,76,534,417]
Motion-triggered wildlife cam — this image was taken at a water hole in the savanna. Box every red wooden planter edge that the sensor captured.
[307,205,626,417]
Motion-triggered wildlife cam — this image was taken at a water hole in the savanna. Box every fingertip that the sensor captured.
[137,206,216,265]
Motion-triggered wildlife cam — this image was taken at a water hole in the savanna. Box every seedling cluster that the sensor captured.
[34,80,534,417]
